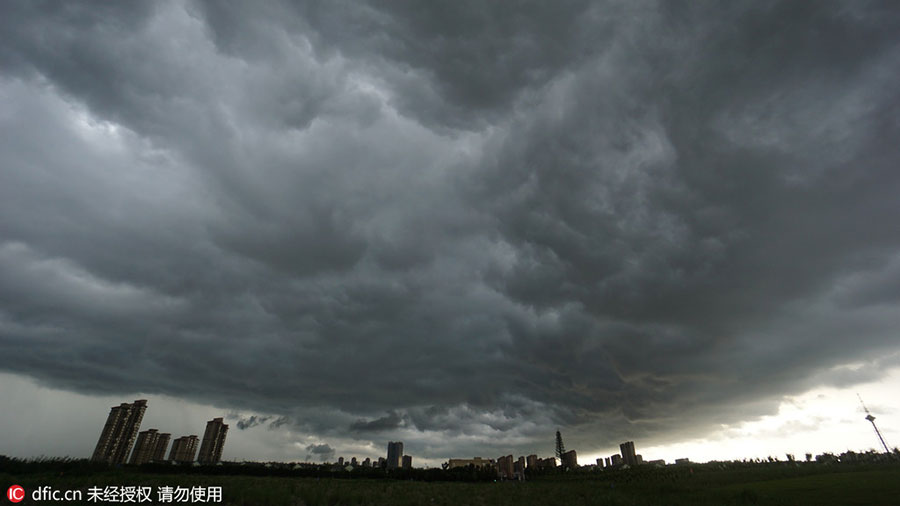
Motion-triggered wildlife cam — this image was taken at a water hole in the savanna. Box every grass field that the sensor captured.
[3,461,899,505]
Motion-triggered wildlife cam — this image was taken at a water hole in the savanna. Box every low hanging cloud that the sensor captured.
[305,444,336,463]
[0,0,899,462]
[233,415,291,431]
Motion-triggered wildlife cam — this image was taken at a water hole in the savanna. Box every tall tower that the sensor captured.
[197,417,229,464]
[858,394,891,453]
[386,441,403,469]
[169,435,199,463]
[91,400,148,464]
[620,441,637,466]
[152,433,171,462]
[130,429,160,465]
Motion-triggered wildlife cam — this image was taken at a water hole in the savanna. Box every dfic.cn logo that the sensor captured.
[7,485,25,503]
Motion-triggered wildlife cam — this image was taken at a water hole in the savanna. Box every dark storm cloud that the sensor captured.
[350,410,408,433]
[234,415,291,431]
[1,0,900,461]
[305,443,335,462]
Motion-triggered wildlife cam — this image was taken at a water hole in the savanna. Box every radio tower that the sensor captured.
[858,394,891,454]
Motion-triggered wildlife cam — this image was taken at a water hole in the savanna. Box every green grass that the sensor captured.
[3,462,899,505]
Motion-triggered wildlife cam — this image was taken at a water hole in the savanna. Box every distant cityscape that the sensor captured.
[90,400,228,466]
[86,399,895,478]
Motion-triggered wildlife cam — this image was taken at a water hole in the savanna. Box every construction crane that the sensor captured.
[858,394,891,454]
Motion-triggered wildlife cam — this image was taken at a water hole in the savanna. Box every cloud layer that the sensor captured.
[1,0,899,460]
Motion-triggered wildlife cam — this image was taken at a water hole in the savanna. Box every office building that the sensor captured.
[561,449,578,469]
[197,417,228,464]
[130,429,160,465]
[402,455,412,469]
[620,441,637,467]
[386,441,403,469]
[169,435,199,463]
[91,400,148,464]
[152,433,171,462]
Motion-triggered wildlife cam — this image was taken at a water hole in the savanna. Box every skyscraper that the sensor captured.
[386,441,403,469]
[152,433,171,462]
[401,455,412,469]
[91,400,148,464]
[169,435,199,463]
[130,429,160,465]
[197,417,229,464]
[620,441,637,467]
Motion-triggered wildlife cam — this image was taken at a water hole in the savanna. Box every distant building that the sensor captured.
[130,429,160,465]
[496,455,514,479]
[91,400,148,464]
[337,457,344,466]
[362,457,371,467]
[596,458,604,468]
[402,455,412,469]
[351,457,358,466]
[152,433,171,462]
[604,457,611,467]
[620,441,637,467]
[526,454,538,469]
[197,418,228,464]
[538,457,557,469]
[169,435,199,463]
[636,454,643,465]
[447,457,494,469]
[377,456,386,468]
[513,457,526,480]
[611,454,623,467]
[386,441,403,469]
[646,459,666,466]
[561,449,578,469]
[675,458,690,465]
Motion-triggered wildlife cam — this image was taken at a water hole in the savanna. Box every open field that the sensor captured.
[3,461,899,505]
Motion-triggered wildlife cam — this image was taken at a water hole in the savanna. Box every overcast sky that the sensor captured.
[1,0,900,467]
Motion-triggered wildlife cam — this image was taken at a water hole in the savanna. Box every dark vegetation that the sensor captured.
[3,455,900,505]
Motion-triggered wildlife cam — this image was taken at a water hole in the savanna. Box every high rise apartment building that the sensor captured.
[169,435,199,463]
[152,433,171,462]
[91,400,148,464]
[130,429,161,465]
[197,417,229,464]
[620,441,637,467]
[561,449,578,469]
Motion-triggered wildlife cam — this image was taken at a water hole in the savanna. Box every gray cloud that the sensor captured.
[305,443,335,462]
[1,0,899,462]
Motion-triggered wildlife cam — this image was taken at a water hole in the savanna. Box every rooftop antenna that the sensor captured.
[857,394,891,453]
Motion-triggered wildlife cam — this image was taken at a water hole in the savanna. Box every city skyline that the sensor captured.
[2,1,900,470]
[6,385,898,469]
